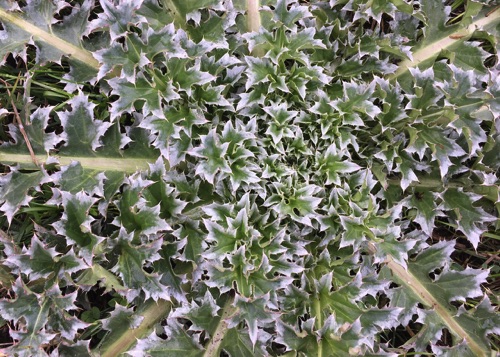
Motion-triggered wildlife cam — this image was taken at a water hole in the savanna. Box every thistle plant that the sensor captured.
[0,0,499,356]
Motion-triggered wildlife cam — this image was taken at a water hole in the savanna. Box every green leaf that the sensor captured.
[263,102,298,144]
[221,327,266,357]
[111,229,167,301]
[144,160,188,219]
[317,318,365,356]
[57,340,92,357]
[114,174,171,235]
[136,0,174,30]
[155,243,188,303]
[336,57,397,78]
[203,219,239,259]
[76,263,126,293]
[431,339,477,357]
[53,191,102,263]
[444,65,487,154]
[385,241,496,356]
[166,57,215,95]
[264,181,322,227]
[0,169,47,224]
[0,279,55,356]
[273,0,312,29]
[91,0,143,41]
[99,303,145,353]
[440,188,496,248]
[317,144,361,185]
[59,94,112,156]
[205,251,290,298]
[445,41,489,74]
[231,294,275,346]
[160,0,220,27]
[275,319,317,353]
[6,235,86,280]
[392,6,500,78]
[0,280,87,355]
[407,190,439,236]
[0,0,99,67]
[6,106,59,154]
[45,287,89,340]
[128,321,204,357]
[236,84,267,112]
[103,303,143,330]
[190,130,231,184]
[339,216,370,250]
[180,291,220,334]
[58,161,104,195]
[140,107,206,166]
[97,299,171,357]
[454,296,500,349]
[95,34,151,82]
[244,26,325,66]
[276,315,391,356]
[486,73,500,118]
[103,171,126,202]
[203,204,258,259]
[373,236,416,270]
[418,0,449,44]
[174,219,206,263]
[244,56,281,91]
[0,97,154,174]
[409,124,466,178]
[220,120,261,190]
[109,74,179,120]
[406,68,443,111]
[333,81,381,125]
[375,78,408,128]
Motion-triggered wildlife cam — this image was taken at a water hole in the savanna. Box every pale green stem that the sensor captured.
[386,177,498,203]
[99,299,171,357]
[247,0,265,57]
[390,7,500,79]
[384,254,489,357]
[0,152,152,173]
[246,0,261,32]
[203,295,238,357]
[0,8,99,69]
[313,297,323,357]
[313,297,322,330]
[387,177,465,189]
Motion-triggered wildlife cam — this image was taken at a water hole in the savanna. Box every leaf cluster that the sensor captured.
[0,0,499,356]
